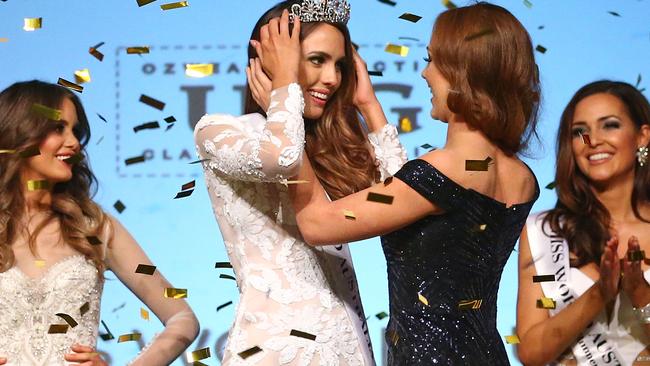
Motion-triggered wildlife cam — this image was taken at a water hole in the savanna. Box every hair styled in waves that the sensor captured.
[0,80,109,275]
[244,0,379,200]
[544,80,650,267]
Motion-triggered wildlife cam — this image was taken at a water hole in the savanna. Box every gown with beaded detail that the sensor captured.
[381,159,539,365]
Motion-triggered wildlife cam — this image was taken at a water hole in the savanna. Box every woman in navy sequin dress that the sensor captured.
[289,3,540,365]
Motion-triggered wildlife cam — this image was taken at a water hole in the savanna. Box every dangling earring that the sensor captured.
[637,146,649,167]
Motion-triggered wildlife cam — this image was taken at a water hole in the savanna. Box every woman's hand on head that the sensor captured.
[64,344,108,366]
[351,48,379,112]
[249,9,301,89]
[622,236,650,307]
[246,57,272,111]
[598,236,621,303]
[0,356,6,365]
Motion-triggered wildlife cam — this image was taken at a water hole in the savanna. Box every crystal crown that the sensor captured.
[289,0,351,25]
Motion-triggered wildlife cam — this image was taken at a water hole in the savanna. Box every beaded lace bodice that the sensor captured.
[0,255,102,366]
[194,83,407,365]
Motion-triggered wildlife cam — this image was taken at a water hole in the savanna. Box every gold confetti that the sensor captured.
[343,209,356,220]
[113,200,126,213]
[217,301,233,311]
[545,181,556,190]
[139,94,165,110]
[385,44,409,57]
[383,176,394,186]
[220,274,236,281]
[214,262,233,269]
[535,45,547,54]
[400,117,413,132]
[140,307,150,321]
[48,324,69,334]
[0,38,8,43]
[125,155,146,165]
[55,313,79,328]
[160,1,189,10]
[628,250,645,262]
[135,264,157,275]
[442,0,457,9]
[57,78,83,93]
[186,63,214,78]
[367,192,394,205]
[164,288,188,299]
[27,180,51,191]
[375,311,388,320]
[533,274,555,283]
[283,180,310,185]
[238,346,263,359]
[536,297,556,309]
[89,41,105,61]
[31,103,61,120]
[126,46,150,54]
[505,335,520,344]
[418,292,429,306]
[465,157,493,171]
[458,299,483,310]
[137,0,157,6]
[0,149,16,154]
[23,18,42,31]
[186,347,211,362]
[579,133,591,145]
[99,320,115,340]
[35,260,46,268]
[117,333,141,342]
[80,302,90,316]
[74,69,92,84]
[290,329,317,341]
[398,13,422,23]
[133,121,160,133]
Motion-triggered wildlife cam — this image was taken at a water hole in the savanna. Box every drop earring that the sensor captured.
[637,146,649,167]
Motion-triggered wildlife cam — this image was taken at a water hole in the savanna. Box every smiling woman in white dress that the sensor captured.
[193,1,406,365]
[0,80,199,365]
[517,80,650,365]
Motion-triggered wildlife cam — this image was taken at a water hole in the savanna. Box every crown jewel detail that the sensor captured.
[289,0,351,25]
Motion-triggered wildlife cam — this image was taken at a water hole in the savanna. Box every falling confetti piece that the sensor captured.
[23,18,42,31]
[99,320,115,341]
[505,335,520,344]
[579,133,591,145]
[398,13,422,23]
[74,69,91,84]
[125,155,146,165]
[377,0,396,5]
[160,1,188,10]
[66,153,84,165]
[164,116,177,123]
[421,143,434,149]
[465,157,493,171]
[458,299,483,310]
[545,181,556,190]
[0,149,16,154]
[384,177,394,186]
[55,313,79,328]
[399,36,420,42]
[87,236,102,245]
[343,209,356,220]
[375,311,388,320]
[532,274,555,282]
[135,264,157,275]
[0,38,8,42]
[418,292,429,306]
[400,117,413,132]
[368,70,383,77]
[607,11,621,17]
[117,333,142,342]
[523,0,533,8]
[164,288,188,299]
[189,158,210,165]
[217,301,233,312]
[80,302,90,316]
[19,145,41,158]
[35,260,46,267]
[535,45,547,54]
[186,347,211,362]
[139,94,165,110]
[385,44,409,57]
[137,0,156,6]
[220,274,236,281]
[536,297,556,309]
[133,121,160,133]
[174,190,194,199]
[636,74,643,88]
[464,28,494,41]
[181,180,196,190]
[442,0,457,10]
[97,113,107,122]
[27,180,51,191]
[290,329,317,341]
[214,262,233,269]
[89,41,105,61]
[48,324,69,334]
[238,346,262,359]
[113,200,126,213]
[367,192,394,205]
[57,78,83,93]
[140,307,150,321]
[126,46,150,54]
[31,103,61,120]
[628,250,645,262]
[186,63,214,78]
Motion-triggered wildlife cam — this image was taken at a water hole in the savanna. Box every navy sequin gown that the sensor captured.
[382,159,539,365]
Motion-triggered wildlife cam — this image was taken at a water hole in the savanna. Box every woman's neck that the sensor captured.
[592,172,638,224]
[445,118,500,157]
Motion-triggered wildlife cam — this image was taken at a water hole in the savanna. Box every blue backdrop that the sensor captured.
[1,0,649,364]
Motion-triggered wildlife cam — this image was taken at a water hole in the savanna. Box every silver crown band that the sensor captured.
[288,0,351,25]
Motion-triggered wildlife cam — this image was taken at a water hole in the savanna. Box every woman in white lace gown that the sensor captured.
[193,2,406,365]
[0,80,199,365]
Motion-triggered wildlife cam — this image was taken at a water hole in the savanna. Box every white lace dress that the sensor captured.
[0,255,102,366]
[194,83,407,366]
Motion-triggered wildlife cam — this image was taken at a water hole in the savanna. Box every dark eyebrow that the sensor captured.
[573,115,622,125]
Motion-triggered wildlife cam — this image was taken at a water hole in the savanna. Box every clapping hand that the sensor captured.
[621,236,650,307]
[598,236,621,303]
[64,344,108,365]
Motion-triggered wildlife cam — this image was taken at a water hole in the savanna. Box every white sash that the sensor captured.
[526,213,624,366]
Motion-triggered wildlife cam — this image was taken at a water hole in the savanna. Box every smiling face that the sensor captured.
[421,45,453,123]
[298,23,345,120]
[571,93,650,186]
[21,97,80,185]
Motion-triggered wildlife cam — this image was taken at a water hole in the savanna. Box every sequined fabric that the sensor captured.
[382,159,538,365]
[0,255,102,366]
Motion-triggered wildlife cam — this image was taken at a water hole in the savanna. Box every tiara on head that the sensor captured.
[288,0,351,25]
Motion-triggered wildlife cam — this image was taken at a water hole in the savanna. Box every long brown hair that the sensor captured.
[244,0,378,200]
[0,80,109,275]
[430,2,540,155]
[544,80,650,267]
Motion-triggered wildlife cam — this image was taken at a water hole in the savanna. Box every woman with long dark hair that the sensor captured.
[0,80,199,365]
[193,1,406,364]
[290,2,540,364]
[517,80,650,365]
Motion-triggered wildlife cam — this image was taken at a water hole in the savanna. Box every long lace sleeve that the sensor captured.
[104,217,199,366]
[194,83,305,182]
[368,124,408,180]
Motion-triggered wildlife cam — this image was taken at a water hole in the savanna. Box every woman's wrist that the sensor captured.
[630,284,650,308]
[358,101,387,132]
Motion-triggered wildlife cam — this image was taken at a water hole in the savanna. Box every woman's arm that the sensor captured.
[516,227,620,366]
[105,217,199,366]
[290,154,443,245]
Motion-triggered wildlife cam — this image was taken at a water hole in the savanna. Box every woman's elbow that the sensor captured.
[516,344,547,366]
[296,218,326,246]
